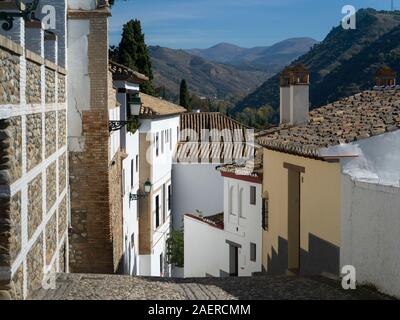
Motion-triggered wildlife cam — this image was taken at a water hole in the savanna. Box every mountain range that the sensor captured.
[234,9,400,122]
[149,37,317,101]
[186,37,318,73]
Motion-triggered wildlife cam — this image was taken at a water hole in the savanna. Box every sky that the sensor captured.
[109,0,395,49]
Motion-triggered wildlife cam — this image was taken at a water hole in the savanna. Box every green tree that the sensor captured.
[116,19,155,95]
[166,230,184,268]
[179,79,191,111]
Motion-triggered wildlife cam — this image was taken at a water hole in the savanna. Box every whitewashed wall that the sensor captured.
[138,115,180,276]
[122,129,140,275]
[109,107,120,160]
[172,164,224,230]
[66,19,90,152]
[341,175,400,298]
[223,177,263,276]
[325,130,400,187]
[184,216,226,277]
[184,176,263,278]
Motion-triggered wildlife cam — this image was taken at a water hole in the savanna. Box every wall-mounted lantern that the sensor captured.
[0,0,40,31]
[128,95,142,117]
[130,180,152,201]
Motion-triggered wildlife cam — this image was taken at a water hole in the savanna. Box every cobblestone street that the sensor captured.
[30,273,390,300]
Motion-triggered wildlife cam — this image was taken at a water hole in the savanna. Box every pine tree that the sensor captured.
[179,79,191,111]
[116,19,155,95]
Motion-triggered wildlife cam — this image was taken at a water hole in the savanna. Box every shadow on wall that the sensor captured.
[267,234,340,276]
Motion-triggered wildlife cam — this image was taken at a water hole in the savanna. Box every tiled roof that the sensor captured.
[175,112,254,163]
[109,60,149,84]
[185,213,224,230]
[257,88,400,159]
[180,112,250,142]
[139,93,187,118]
[218,148,263,177]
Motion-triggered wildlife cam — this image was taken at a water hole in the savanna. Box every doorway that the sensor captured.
[226,240,240,276]
[284,163,304,274]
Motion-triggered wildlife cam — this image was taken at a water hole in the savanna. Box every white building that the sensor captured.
[137,94,186,276]
[110,61,148,275]
[172,112,253,231]
[184,152,263,277]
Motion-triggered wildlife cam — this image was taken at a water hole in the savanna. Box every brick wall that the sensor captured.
[68,8,123,274]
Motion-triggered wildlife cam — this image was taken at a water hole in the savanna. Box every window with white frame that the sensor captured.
[161,131,164,154]
[229,185,235,215]
[239,187,245,218]
[156,133,159,157]
[250,186,256,205]
[170,128,172,150]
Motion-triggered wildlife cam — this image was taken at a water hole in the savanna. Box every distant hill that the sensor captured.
[234,9,400,122]
[150,38,317,101]
[187,43,248,64]
[186,38,318,73]
[149,46,269,101]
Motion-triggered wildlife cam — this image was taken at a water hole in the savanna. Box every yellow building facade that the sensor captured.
[262,149,342,276]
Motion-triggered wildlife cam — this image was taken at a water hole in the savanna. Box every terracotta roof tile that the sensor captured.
[109,60,149,84]
[139,93,186,118]
[175,112,254,163]
[257,88,400,158]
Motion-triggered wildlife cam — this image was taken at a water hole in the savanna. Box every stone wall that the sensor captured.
[11,264,23,300]
[28,174,43,240]
[45,213,57,265]
[0,116,22,184]
[9,192,21,262]
[0,48,20,104]
[26,61,41,104]
[45,111,57,158]
[58,110,66,148]
[26,113,42,171]
[45,68,56,104]
[46,161,57,212]
[0,22,69,301]
[59,152,67,194]
[58,74,66,103]
[58,195,67,243]
[27,234,43,293]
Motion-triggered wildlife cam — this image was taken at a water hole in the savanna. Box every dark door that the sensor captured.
[288,170,301,273]
[229,245,239,276]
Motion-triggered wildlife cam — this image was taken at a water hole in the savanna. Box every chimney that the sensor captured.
[279,64,310,125]
[375,66,396,87]
[279,67,291,124]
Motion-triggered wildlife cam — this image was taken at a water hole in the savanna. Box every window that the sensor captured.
[168,185,171,211]
[250,243,256,262]
[177,126,179,141]
[161,130,164,154]
[250,186,256,205]
[160,253,164,276]
[156,133,159,157]
[262,196,269,231]
[130,159,134,187]
[162,184,166,222]
[229,186,235,215]
[170,128,172,150]
[238,188,244,218]
[135,155,139,172]
[155,195,160,228]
